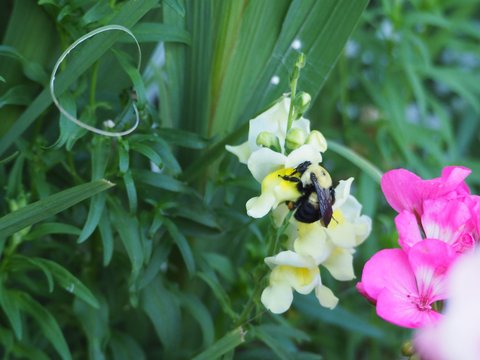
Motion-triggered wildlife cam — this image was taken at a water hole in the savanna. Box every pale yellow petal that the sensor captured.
[315,284,339,309]
[261,283,293,314]
[323,248,355,281]
[225,141,251,164]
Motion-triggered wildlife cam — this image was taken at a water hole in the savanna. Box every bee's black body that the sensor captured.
[282,161,335,226]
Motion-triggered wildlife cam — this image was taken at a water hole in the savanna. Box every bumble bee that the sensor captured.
[281,161,335,226]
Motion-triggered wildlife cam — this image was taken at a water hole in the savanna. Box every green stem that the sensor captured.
[286,81,297,132]
[89,61,99,108]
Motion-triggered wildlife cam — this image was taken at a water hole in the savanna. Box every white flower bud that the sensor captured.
[256,131,281,152]
[306,130,328,153]
[285,128,307,152]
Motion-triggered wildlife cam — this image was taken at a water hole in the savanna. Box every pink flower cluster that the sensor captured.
[357,166,480,329]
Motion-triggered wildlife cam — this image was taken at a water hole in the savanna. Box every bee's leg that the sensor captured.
[329,187,335,205]
[279,175,300,183]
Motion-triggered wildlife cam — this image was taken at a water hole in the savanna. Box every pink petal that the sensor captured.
[359,249,416,302]
[356,282,376,304]
[395,211,422,250]
[381,169,422,213]
[417,166,471,206]
[408,239,457,302]
[376,289,442,328]
[421,198,474,249]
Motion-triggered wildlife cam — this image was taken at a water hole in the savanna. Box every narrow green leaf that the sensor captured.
[98,210,114,266]
[179,293,215,348]
[12,256,99,308]
[78,193,106,243]
[141,281,181,351]
[15,291,72,360]
[197,272,237,320]
[0,84,37,108]
[157,128,207,149]
[0,45,48,84]
[110,332,146,360]
[163,217,195,275]
[163,0,186,17]
[130,143,163,166]
[328,141,383,184]
[133,170,189,192]
[0,179,114,238]
[110,202,144,277]
[192,327,247,360]
[8,255,55,292]
[0,285,22,340]
[131,23,190,44]
[0,151,18,165]
[253,327,290,360]
[123,171,138,214]
[25,222,82,240]
[0,0,159,157]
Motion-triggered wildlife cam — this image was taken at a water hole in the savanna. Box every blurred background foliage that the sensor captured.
[0,0,479,359]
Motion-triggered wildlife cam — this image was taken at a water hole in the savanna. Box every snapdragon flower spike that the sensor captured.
[415,251,480,360]
[261,250,338,314]
[293,178,372,281]
[357,239,457,328]
[381,166,471,215]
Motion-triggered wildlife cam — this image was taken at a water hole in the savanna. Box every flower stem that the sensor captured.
[286,52,306,132]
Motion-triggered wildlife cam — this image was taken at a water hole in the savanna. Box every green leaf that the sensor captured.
[12,255,100,308]
[0,45,48,84]
[110,202,144,278]
[78,193,106,243]
[24,222,81,240]
[197,272,237,320]
[163,0,186,17]
[192,327,246,360]
[141,280,181,352]
[163,217,195,275]
[178,293,215,348]
[131,23,190,44]
[328,141,383,184]
[130,142,163,166]
[157,128,207,149]
[133,169,189,192]
[110,332,146,360]
[98,210,114,266]
[8,255,55,292]
[0,0,159,157]
[123,171,138,213]
[15,291,72,360]
[0,179,114,238]
[0,84,37,108]
[0,285,23,340]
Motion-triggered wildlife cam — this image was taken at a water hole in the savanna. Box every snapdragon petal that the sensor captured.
[261,283,293,314]
[247,148,286,182]
[225,141,251,164]
[294,223,331,263]
[332,178,354,210]
[265,250,315,269]
[315,284,339,309]
[322,248,355,281]
[246,193,276,218]
[284,144,322,169]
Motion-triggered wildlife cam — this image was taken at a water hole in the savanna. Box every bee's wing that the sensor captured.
[311,173,333,227]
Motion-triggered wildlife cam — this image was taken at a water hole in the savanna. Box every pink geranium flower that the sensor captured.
[381,166,471,215]
[357,239,457,328]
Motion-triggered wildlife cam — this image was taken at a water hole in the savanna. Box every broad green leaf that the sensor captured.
[192,327,246,360]
[15,291,72,360]
[0,179,114,238]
